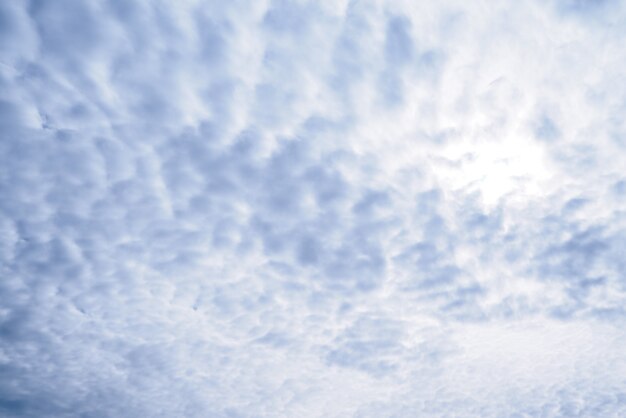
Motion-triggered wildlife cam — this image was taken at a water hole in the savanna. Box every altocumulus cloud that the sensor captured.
[1,0,626,417]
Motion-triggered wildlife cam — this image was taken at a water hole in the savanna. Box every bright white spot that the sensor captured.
[433,134,553,208]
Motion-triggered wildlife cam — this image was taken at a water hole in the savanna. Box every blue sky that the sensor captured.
[1,0,626,417]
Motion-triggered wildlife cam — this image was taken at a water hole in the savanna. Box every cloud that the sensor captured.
[1,0,626,416]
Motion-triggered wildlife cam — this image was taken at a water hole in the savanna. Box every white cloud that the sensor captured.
[1,0,626,416]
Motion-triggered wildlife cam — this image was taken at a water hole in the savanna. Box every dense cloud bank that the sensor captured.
[1,0,626,416]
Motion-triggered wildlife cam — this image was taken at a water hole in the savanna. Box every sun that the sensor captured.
[432,134,553,208]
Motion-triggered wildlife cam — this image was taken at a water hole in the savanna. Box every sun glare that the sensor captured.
[433,135,552,208]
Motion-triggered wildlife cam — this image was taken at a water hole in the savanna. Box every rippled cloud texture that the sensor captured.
[2,0,626,416]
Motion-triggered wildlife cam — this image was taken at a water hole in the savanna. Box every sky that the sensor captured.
[1,0,626,417]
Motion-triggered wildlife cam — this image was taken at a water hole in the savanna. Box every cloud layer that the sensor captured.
[1,0,626,416]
